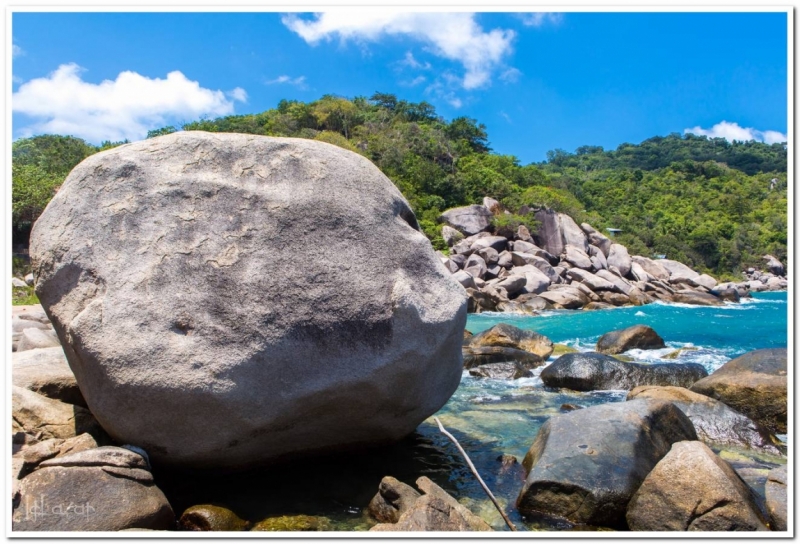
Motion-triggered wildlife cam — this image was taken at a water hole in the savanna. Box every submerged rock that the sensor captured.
[370,477,491,531]
[540,352,708,391]
[596,325,665,354]
[690,348,787,434]
[179,505,249,531]
[626,441,768,531]
[251,515,331,531]
[516,399,697,528]
[466,323,553,360]
[468,362,535,380]
[627,386,782,455]
[30,132,467,468]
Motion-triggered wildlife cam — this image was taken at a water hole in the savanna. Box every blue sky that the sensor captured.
[11,11,788,163]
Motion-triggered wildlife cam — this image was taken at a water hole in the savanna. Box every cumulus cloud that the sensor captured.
[265,75,308,89]
[519,13,564,27]
[684,121,787,144]
[13,63,243,143]
[282,12,515,90]
[499,67,522,83]
[226,87,248,103]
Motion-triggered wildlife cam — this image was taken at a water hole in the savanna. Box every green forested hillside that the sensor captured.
[11,93,787,277]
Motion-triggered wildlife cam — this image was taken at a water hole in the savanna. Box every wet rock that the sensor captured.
[251,515,331,531]
[462,347,546,369]
[468,362,535,379]
[710,285,740,302]
[12,347,85,407]
[370,477,492,531]
[765,466,787,531]
[626,441,768,531]
[627,386,782,455]
[179,504,249,531]
[559,403,583,412]
[13,446,173,531]
[516,399,697,528]
[440,205,493,236]
[466,323,553,359]
[671,291,724,306]
[596,325,666,354]
[368,476,421,524]
[690,348,787,434]
[540,352,708,391]
[551,344,579,356]
[31,134,469,469]
[12,386,101,441]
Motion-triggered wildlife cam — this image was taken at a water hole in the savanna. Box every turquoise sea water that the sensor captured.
[157,292,788,531]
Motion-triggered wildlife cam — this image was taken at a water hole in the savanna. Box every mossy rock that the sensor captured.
[661,347,699,360]
[251,515,332,531]
[552,344,579,356]
[179,504,249,531]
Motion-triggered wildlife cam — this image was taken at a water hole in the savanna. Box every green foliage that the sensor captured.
[11,93,787,277]
[12,285,39,306]
[491,212,538,235]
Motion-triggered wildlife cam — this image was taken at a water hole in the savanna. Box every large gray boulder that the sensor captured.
[762,255,785,277]
[439,205,493,236]
[540,352,708,391]
[516,399,697,528]
[660,259,700,282]
[596,325,665,354]
[690,348,787,434]
[607,244,632,278]
[630,256,670,281]
[30,132,467,469]
[13,446,174,531]
[626,441,768,531]
[532,208,588,256]
[627,386,782,455]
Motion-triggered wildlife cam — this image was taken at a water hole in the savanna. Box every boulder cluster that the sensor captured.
[437,201,787,313]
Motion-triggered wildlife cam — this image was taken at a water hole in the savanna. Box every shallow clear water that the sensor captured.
[157,291,788,532]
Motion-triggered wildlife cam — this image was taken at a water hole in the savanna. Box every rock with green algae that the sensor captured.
[367,476,421,523]
[251,515,332,531]
[179,505,249,531]
[661,347,699,360]
[551,344,578,356]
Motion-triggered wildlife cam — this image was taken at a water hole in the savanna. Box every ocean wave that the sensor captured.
[635,310,647,316]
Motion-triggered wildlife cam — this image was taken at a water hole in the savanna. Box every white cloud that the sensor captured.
[519,13,564,27]
[399,51,431,70]
[265,75,307,89]
[499,67,521,83]
[226,87,248,103]
[282,12,515,90]
[12,44,24,57]
[425,76,463,109]
[684,121,787,144]
[500,111,512,124]
[13,63,242,143]
[401,75,427,87]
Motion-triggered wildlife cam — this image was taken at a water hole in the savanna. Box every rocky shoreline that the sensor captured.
[9,133,788,532]
[437,200,787,313]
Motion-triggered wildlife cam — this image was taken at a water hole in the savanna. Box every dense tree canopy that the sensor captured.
[12,93,787,276]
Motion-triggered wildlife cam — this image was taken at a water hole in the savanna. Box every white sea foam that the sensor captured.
[635,311,647,317]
